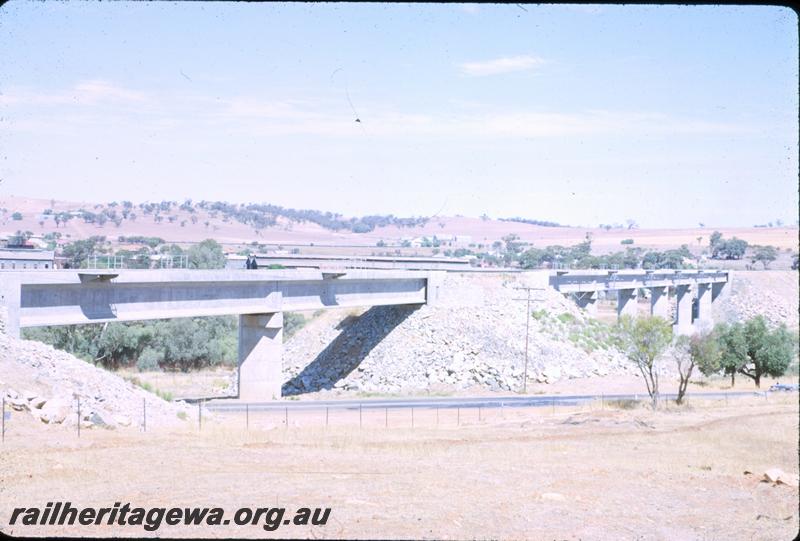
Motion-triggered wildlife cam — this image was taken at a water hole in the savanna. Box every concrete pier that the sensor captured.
[674,284,694,335]
[617,288,638,318]
[695,283,713,331]
[238,313,283,401]
[650,286,669,319]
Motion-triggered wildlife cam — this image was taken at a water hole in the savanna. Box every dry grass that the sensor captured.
[1,396,797,539]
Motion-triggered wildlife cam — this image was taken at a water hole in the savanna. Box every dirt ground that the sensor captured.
[1,395,797,540]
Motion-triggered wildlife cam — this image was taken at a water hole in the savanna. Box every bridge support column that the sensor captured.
[711,282,726,302]
[617,288,638,319]
[674,285,693,336]
[238,313,283,401]
[574,291,598,316]
[695,283,713,331]
[649,286,669,319]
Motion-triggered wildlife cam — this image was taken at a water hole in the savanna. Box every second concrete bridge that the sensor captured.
[550,269,729,334]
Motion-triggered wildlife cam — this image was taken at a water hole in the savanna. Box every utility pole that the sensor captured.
[513,286,545,394]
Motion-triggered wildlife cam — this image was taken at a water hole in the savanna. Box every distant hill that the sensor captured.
[0,195,797,254]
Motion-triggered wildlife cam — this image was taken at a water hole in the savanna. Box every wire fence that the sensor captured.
[1,391,790,442]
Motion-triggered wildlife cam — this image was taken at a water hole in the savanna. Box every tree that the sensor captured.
[715,317,795,388]
[715,322,747,386]
[186,239,226,269]
[674,332,721,404]
[616,315,673,409]
[709,231,723,257]
[11,212,22,221]
[716,237,748,260]
[751,245,777,269]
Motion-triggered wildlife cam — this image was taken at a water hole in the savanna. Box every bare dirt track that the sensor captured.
[1,396,797,540]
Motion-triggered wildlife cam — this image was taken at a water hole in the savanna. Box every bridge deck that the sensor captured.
[1,269,431,332]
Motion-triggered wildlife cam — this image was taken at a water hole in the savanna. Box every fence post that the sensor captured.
[77,397,81,438]
[198,400,202,431]
[2,396,5,444]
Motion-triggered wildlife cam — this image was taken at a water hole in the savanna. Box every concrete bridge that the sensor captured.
[550,269,729,334]
[0,269,441,400]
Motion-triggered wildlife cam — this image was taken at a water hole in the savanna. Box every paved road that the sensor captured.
[204,391,767,412]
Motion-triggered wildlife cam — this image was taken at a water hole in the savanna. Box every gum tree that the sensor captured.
[674,331,721,404]
[616,315,673,409]
[715,317,795,388]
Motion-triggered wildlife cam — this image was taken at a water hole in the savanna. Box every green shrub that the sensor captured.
[557,313,576,324]
[136,347,162,372]
[531,309,548,321]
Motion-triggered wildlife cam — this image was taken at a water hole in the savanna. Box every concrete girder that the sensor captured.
[1,269,429,334]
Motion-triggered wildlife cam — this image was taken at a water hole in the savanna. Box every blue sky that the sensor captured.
[0,2,797,227]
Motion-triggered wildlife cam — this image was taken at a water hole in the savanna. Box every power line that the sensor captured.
[512,286,546,394]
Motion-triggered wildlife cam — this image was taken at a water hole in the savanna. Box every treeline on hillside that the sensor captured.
[499,217,565,228]
[117,199,428,233]
[13,198,429,234]
[22,313,307,372]
[194,201,429,233]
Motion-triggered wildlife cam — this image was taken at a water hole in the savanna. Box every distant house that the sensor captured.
[0,247,56,270]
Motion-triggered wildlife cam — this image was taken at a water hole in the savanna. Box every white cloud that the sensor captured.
[1,81,758,140]
[72,80,147,103]
[0,80,147,107]
[458,55,545,77]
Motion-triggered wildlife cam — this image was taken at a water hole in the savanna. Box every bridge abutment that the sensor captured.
[238,312,284,401]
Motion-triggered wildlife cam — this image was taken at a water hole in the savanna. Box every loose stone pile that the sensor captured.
[282,273,639,395]
[713,271,799,329]
[0,311,190,430]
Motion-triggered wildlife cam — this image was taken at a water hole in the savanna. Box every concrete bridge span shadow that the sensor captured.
[282,305,418,396]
